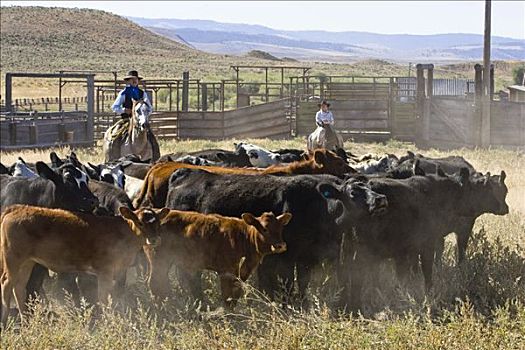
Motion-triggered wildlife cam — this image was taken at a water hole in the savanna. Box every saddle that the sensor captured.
[107,119,130,142]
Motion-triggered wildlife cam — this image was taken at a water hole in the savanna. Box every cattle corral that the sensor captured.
[2,64,524,151]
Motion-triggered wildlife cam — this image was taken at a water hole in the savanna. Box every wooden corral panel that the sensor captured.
[418,98,524,150]
[224,99,290,139]
[177,111,223,140]
[490,101,525,147]
[391,101,417,141]
[0,112,92,150]
[425,97,477,149]
[92,99,291,141]
[151,112,178,139]
[324,83,390,101]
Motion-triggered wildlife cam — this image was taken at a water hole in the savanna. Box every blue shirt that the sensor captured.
[111,85,152,114]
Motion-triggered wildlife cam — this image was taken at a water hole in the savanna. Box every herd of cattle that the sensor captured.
[0,142,509,326]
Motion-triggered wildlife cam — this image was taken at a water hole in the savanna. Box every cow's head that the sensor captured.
[99,164,126,189]
[12,157,38,178]
[311,179,388,234]
[36,161,99,212]
[460,170,509,216]
[49,151,65,169]
[216,148,252,167]
[324,180,388,225]
[311,149,356,177]
[119,207,170,246]
[334,147,350,163]
[237,142,282,167]
[242,212,292,255]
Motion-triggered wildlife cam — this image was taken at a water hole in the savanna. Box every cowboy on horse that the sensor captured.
[111,70,151,121]
[104,70,160,163]
[307,100,344,152]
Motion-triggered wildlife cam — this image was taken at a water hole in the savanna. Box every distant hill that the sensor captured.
[0,6,202,76]
[246,50,281,61]
[0,6,521,93]
[0,6,417,80]
[131,16,525,62]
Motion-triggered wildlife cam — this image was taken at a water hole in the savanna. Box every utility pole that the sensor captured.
[481,0,491,147]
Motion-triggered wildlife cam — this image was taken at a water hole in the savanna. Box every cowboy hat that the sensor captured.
[123,70,143,81]
[317,100,330,107]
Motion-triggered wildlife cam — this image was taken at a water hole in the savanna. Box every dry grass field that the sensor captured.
[1,138,524,349]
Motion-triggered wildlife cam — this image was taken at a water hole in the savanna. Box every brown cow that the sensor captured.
[145,210,292,309]
[0,204,169,325]
[134,149,354,208]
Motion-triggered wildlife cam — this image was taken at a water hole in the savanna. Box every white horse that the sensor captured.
[307,124,344,152]
[103,100,160,163]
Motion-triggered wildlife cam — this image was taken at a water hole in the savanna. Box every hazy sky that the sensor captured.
[2,1,524,39]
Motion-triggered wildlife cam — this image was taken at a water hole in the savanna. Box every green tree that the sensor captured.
[513,66,525,85]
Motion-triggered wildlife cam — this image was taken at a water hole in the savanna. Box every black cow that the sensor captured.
[158,148,252,167]
[388,151,476,178]
[271,148,307,163]
[0,162,98,212]
[347,161,508,309]
[387,152,507,264]
[88,180,134,215]
[116,161,152,179]
[164,168,387,306]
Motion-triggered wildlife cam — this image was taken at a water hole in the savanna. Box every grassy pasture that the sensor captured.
[0,138,524,349]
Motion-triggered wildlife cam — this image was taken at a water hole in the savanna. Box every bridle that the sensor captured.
[131,100,151,133]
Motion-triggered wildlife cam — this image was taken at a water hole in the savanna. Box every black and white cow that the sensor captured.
[234,142,282,168]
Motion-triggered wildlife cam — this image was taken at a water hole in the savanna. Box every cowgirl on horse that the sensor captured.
[307,100,344,152]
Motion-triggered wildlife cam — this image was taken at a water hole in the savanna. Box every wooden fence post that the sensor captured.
[86,74,95,144]
[58,123,66,142]
[182,71,189,112]
[415,64,426,147]
[9,122,17,145]
[473,64,483,146]
[29,125,38,144]
[168,84,172,112]
[490,64,495,100]
[426,65,434,98]
[5,73,13,113]
[201,83,208,112]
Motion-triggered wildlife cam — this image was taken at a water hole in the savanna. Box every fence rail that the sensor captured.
[2,69,523,151]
